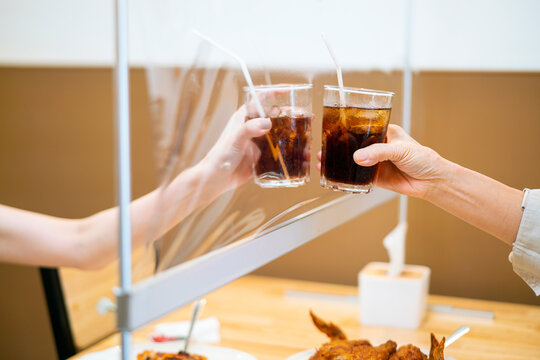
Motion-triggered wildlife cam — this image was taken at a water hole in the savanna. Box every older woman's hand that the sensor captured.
[317,124,451,200]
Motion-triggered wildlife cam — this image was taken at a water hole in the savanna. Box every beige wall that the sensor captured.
[1,68,539,353]
[258,72,540,305]
[0,67,156,354]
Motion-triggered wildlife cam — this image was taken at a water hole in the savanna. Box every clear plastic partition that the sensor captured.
[133,0,402,275]
[143,52,347,273]
[112,0,402,332]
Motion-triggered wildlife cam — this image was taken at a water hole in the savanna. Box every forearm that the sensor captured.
[0,164,223,270]
[1,105,264,270]
[81,163,221,269]
[424,159,523,245]
[0,205,84,268]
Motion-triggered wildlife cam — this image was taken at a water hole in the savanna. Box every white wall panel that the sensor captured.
[0,0,538,70]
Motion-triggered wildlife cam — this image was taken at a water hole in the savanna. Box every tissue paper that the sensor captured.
[383,221,407,276]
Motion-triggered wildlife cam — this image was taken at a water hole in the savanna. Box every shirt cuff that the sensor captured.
[509,189,540,296]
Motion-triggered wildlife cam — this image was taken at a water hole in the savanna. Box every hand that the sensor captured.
[317,125,450,199]
[351,124,524,244]
[197,105,271,193]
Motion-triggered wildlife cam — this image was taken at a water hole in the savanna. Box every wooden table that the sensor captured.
[72,275,540,360]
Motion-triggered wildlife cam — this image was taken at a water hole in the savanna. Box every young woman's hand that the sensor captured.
[198,105,271,193]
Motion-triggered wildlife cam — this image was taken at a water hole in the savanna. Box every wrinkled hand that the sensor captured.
[317,125,449,199]
[198,105,271,193]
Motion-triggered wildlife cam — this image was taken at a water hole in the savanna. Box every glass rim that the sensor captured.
[324,85,394,97]
[243,83,313,92]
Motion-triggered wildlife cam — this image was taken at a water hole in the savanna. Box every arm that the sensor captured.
[316,124,524,245]
[317,124,540,293]
[352,124,523,245]
[0,167,207,270]
[0,107,271,270]
[422,160,522,244]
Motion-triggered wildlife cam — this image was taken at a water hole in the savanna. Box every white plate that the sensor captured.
[285,348,456,360]
[79,341,257,360]
[285,349,316,360]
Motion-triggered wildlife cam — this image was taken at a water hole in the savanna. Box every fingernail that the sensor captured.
[259,118,272,130]
[354,150,368,163]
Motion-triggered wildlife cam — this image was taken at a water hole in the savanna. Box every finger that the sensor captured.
[317,151,322,161]
[387,124,404,136]
[246,87,290,116]
[232,117,272,151]
[303,147,311,162]
[353,143,409,166]
[220,105,247,139]
[249,142,262,162]
[317,162,321,172]
[387,124,419,144]
[264,83,297,97]
[247,85,308,117]
[245,117,272,135]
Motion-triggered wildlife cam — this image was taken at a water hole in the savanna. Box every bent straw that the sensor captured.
[191,29,289,179]
[321,33,346,106]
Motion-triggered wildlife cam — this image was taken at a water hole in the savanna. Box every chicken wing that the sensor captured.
[310,339,397,360]
[307,312,446,360]
[429,333,445,360]
[309,310,347,341]
[309,311,397,360]
[389,344,427,360]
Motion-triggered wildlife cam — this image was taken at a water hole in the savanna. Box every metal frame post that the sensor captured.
[399,0,414,225]
[114,0,132,359]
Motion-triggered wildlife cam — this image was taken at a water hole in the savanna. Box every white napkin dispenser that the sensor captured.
[358,262,430,329]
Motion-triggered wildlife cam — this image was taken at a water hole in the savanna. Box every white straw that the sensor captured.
[191,29,290,180]
[191,29,266,118]
[321,32,346,106]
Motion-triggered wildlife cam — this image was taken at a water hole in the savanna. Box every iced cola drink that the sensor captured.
[245,84,312,188]
[321,86,394,193]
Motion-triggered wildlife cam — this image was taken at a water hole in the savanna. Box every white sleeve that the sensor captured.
[509,189,540,296]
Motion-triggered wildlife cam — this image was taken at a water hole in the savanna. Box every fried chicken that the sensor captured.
[311,339,397,360]
[389,344,427,360]
[388,333,446,360]
[429,333,445,360]
[137,350,207,360]
[308,311,447,360]
[309,310,347,341]
[309,311,397,360]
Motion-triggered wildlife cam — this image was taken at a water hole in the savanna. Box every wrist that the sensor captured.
[163,162,223,214]
[190,160,211,180]
[421,155,460,203]
[189,160,229,197]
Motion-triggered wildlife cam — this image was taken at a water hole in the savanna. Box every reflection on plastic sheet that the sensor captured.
[136,2,351,273]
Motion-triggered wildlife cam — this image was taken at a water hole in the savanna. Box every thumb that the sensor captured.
[353,143,408,166]
[232,117,272,150]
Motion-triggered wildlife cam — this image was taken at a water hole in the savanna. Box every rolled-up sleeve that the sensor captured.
[509,189,540,295]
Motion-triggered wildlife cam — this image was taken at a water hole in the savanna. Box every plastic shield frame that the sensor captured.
[118,0,399,331]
